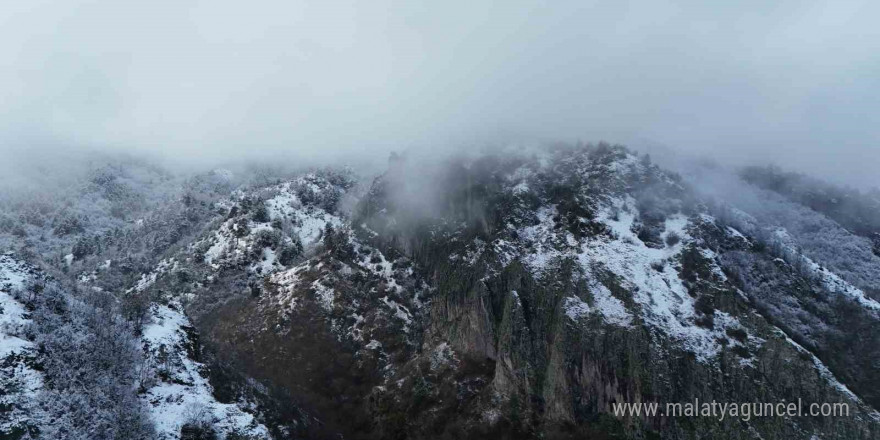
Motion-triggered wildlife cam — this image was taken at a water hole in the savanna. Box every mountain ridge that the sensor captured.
[1,143,878,439]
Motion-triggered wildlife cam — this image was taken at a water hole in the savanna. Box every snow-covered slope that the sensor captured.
[141,302,269,439]
[0,254,43,437]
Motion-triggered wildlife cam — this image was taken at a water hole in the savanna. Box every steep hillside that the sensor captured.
[0,255,43,438]
[347,145,880,439]
[0,251,276,439]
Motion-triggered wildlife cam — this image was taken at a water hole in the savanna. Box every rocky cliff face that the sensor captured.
[344,145,880,439]
[3,144,878,439]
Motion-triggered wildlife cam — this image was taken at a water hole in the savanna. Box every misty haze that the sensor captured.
[1,2,878,440]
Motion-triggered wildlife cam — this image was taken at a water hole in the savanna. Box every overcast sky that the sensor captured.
[1,1,878,188]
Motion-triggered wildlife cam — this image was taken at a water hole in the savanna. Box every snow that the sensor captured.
[142,303,270,439]
[0,308,28,358]
[586,278,634,327]
[311,280,335,311]
[203,233,229,266]
[519,206,568,273]
[808,258,880,312]
[293,210,342,249]
[263,231,421,357]
[512,181,531,195]
[266,189,299,219]
[482,408,502,425]
[518,195,742,362]
[510,290,521,309]
[580,199,734,361]
[253,247,277,274]
[772,229,880,312]
[606,152,640,173]
[0,256,38,356]
[269,265,305,313]
[199,177,346,276]
[726,226,748,242]
[381,296,413,331]
[461,239,487,265]
[351,240,407,295]
[0,255,44,434]
[263,180,344,250]
[781,331,880,422]
[562,296,591,321]
[562,283,633,327]
[430,342,457,371]
[700,247,728,281]
[349,313,366,341]
[493,239,517,268]
[0,255,28,290]
[131,258,178,293]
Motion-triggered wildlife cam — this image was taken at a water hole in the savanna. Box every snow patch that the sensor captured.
[773,229,880,312]
[312,280,335,311]
[563,296,591,321]
[567,198,739,362]
[0,255,43,434]
[142,303,269,439]
[587,278,634,327]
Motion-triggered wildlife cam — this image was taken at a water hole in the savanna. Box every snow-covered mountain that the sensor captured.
[1,144,878,439]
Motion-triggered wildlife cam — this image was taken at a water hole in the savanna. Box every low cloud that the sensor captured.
[1,1,877,188]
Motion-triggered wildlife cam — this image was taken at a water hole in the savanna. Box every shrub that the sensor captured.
[121,291,152,333]
[726,327,748,342]
[251,202,270,223]
[53,214,86,236]
[72,235,97,260]
[231,218,250,238]
[731,345,751,358]
[180,423,218,440]
[694,295,715,315]
[278,241,303,266]
[665,232,681,246]
[253,229,281,250]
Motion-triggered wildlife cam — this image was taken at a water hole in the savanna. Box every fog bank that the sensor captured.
[1,1,878,188]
